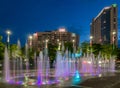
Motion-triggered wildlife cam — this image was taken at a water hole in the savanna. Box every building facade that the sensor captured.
[28,28,79,51]
[118,31,120,48]
[90,4,118,46]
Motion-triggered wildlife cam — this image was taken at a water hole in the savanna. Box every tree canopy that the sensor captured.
[0,35,5,60]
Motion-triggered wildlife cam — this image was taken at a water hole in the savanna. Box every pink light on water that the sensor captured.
[83,61,87,64]
[65,77,69,80]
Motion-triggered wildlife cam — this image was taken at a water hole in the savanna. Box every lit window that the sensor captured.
[104,21,106,23]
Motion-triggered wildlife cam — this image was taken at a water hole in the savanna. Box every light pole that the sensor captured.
[28,35,33,51]
[112,31,116,50]
[45,39,49,48]
[90,36,93,47]
[45,39,49,55]
[58,42,61,50]
[6,30,11,49]
[72,39,75,53]
[90,36,93,54]
[28,35,33,46]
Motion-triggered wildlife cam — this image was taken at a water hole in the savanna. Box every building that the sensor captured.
[90,4,118,46]
[28,28,79,51]
[118,31,120,48]
[118,40,120,48]
[118,18,120,48]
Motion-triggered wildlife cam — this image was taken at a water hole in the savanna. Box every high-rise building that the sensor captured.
[28,28,79,51]
[118,31,120,48]
[118,18,120,48]
[90,4,118,46]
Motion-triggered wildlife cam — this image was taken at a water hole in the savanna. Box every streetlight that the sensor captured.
[28,35,33,52]
[90,36,93,53]
[112,31,116,35]
[57,39,59,45]
[57,39,59,42]
[28,35,33,46]
[72,39,75,46]
[58,42,61,50]
[72,39,75,53]
[29,35,33,39]
[112,31,116,50]
[45,39,49,48]
[6,30,11,48]
[90,36,93,47]
[6,30,11,43]
[44,39,49,55]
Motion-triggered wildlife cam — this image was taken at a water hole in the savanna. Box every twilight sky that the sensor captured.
[0,0,119,46]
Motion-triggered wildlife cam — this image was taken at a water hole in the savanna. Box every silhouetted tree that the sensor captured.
[92,44,102,57]
[81,41,90,54]
[64,42,73,53]
[48,43,58,66]
[0,36,5,60]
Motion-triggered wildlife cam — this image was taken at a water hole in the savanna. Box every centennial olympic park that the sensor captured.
[1,30,116,87]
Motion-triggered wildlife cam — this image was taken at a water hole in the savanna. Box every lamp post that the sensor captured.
[45,39,49,55]
[90,36,93,47]
[6,30,11,49]
[90,36,93,54]
[112,31,116,50]
[72,39,75,53]
[45,39,49,48]
[28,35,33,46]
[28,35,33,51]
[57,39,59,42]
[58,42,61,51]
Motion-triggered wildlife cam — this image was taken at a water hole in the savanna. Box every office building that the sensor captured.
[90,4,118,46]
[28,28,79,51]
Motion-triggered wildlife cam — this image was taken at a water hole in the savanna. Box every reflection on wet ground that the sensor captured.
[0,71,119,88]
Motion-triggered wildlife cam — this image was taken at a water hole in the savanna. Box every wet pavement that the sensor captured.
[0,70,120,88]
[80,71,120,88]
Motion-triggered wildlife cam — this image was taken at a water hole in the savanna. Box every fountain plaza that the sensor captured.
[0,40,118,88]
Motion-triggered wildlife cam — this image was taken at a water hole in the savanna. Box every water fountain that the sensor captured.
[3,41,116,86]
[37,51,43,84]
[4,47,11,82]
[55,51,65,79]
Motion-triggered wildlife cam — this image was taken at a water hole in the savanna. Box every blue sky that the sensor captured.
[0,0,119,46]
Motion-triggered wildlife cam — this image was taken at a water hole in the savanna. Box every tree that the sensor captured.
[92,44,102,57]
[10,44,18,58]
[116,48,120,59]
[10,44,23,59]
[48,43,58,64]
[81,42,90,54]
[64,42,73,53]
[101,44,117,59]
[80,41,117,59]
[0,36,5,60]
